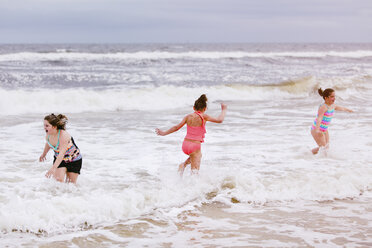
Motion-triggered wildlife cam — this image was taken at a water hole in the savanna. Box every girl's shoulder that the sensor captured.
[196,111,207,120]
[188,111,203,117]
[59,130,71,141]
[319,103,334,110]
[186,112,194,118]
[317,104,328,114]
[325,104,336,110]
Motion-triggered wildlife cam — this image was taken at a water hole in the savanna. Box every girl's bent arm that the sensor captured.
[204,103,227,123]
[315,105,327,131]
[335,105,353,112]
[45,133,69,178]
[39,143,51,162]
[156,116,187,136]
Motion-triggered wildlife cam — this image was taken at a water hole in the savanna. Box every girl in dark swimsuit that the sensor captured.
[39,114,82,183]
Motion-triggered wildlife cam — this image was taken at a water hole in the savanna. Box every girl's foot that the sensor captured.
[178,163,186,176]
[312,147,320,154]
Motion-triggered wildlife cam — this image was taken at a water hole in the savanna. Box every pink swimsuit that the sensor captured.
[182,112,206,155]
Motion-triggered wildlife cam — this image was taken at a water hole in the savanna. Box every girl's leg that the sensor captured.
[54,167,67,182]
[189,149,202,173]
[178,157,191,176]
[311,129,327,154]
[324,131,330,148]
[66,172,79,184]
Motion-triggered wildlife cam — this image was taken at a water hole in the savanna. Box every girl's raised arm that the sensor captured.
[204,103,227,123]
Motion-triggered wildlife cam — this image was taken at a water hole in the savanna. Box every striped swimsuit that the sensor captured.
[311,104,334,132]
[48,129,82,163]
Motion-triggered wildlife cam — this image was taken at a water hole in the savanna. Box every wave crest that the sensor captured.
[1,50,372,62]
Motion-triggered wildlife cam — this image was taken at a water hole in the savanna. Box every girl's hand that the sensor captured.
[155,128,165,136]
[39,154,46,162]
[221,103,227,110]
[45,167,56,178]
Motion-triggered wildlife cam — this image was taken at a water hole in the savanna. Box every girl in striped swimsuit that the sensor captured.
[39,114,82,183]
[156,94,227,175]
[311,88,353,154]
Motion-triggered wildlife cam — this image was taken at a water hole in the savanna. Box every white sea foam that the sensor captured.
[0,92,371,236]
[0,85,296,115]
[1,75,367,115]
[1,44,372,247]
[0,158,370,235]
[1,50,372,62]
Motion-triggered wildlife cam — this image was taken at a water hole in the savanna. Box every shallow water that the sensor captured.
[0,43,371,247]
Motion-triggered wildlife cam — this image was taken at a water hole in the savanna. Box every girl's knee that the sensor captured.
[194,150,202,159]
[55,176,64,182]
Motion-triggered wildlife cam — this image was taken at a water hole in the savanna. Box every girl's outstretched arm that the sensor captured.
[156,116,187,136]
[335,105,353,112]
[204,103,227,123]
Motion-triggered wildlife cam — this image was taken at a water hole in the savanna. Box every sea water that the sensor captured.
[0,43,371,247]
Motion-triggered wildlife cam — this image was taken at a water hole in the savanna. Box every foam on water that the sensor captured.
[0,157,370,235]
[0,84,296,115]
[0,92,371,237]
[1,50,372,62]
[1,75,370,115]
[1,43,372,247]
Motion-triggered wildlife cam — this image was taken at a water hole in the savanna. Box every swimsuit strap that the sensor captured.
[321,103,334,110]
[194,111,205,126]
[47,129,61,151]
[71,137,79,149]
[319,103,328,109]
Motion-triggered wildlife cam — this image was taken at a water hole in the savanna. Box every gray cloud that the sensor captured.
[0,0,371,43]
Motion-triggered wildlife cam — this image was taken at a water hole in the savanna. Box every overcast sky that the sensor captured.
[0,0,371,43]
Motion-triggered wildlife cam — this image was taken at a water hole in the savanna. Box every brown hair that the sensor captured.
[318,88,334,100]
[44,113,68,130]
[194,94,208,111]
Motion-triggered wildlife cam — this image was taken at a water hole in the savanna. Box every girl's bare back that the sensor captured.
[186,113,203,127]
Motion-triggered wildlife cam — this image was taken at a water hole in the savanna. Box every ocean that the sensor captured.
[0,43,371,247]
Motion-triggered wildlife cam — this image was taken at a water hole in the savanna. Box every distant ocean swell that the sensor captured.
[1,75,371,115]
[1,50,372,62]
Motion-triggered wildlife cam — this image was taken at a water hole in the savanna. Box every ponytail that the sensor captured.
[318,88,323,97]
[194,94,208,111]
[317,88,334,100]
[44,113,68,130]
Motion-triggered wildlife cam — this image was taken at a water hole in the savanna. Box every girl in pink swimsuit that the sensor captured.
[156,94,227,175]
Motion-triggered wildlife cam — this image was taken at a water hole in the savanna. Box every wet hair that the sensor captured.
[44,113,68,130]
[194,94,208,111]
[318,88,334,100]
